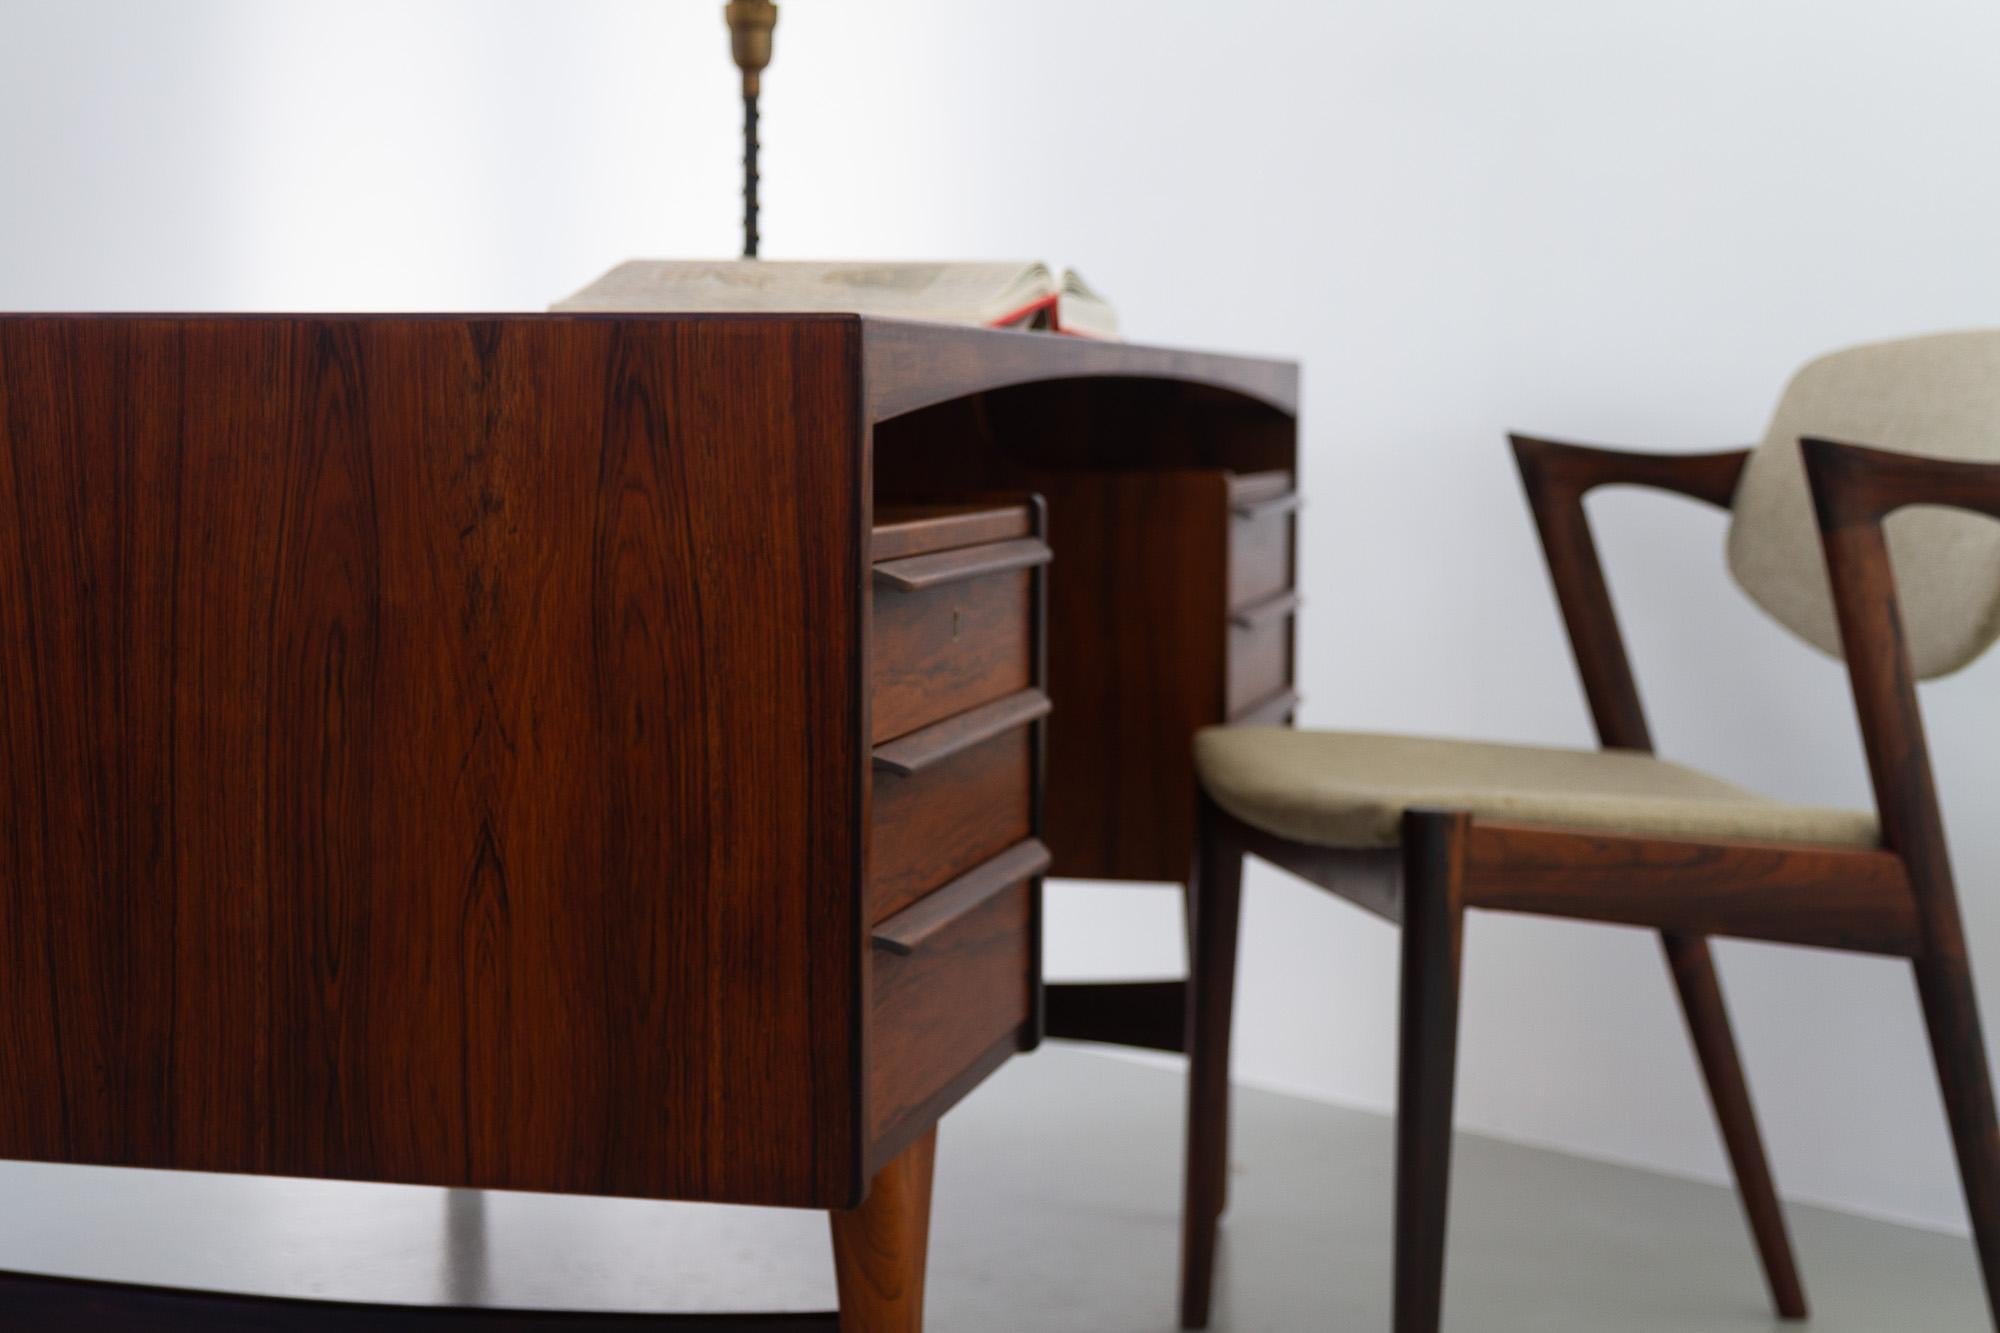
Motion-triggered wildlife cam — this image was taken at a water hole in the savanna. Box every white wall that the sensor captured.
[5,0,2000,1235]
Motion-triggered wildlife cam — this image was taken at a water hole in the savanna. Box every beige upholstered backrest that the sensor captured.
[1727,331,2000,680]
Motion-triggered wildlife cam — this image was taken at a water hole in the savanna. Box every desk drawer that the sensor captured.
[872,539,1047,744]
[1228,472,1299,611]
[871,690,1047,924]
[869,841,1047,1144]
[1227,591,1296,720]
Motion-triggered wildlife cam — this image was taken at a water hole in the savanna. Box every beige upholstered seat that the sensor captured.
[1194,728,1879,850]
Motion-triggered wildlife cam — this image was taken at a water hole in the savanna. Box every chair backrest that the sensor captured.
[1727,330,2000,680]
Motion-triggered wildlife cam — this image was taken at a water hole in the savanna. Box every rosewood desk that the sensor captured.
[0,315,1299,1328]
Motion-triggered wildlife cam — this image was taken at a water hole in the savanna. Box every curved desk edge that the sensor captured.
[861,318,1299,423]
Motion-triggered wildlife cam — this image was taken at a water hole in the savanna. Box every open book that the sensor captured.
[552,260,1120,339]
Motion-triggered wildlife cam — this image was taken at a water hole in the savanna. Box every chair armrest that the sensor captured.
[1510,435,1750,509]
[1509,436,1751,752]
[1801,436,2000,528]
[1799,439,1996,870]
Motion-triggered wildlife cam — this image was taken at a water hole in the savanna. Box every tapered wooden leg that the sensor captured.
[1914,954,2000,1326]
[1661,932,1807,1319]
[1180,794,1247,1330]
[1395,811,1467,1333]
[830,1129,937,1333]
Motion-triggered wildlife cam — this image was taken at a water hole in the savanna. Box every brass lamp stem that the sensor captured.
[724,0,778,259]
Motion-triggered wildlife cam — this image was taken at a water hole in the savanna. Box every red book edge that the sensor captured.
[984,291,1107,338]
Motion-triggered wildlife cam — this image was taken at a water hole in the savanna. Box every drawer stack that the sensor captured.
[1225,471,1302,726]
[866,500,1051,1162]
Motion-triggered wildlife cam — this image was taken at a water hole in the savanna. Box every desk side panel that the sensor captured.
[0,317,863,1207]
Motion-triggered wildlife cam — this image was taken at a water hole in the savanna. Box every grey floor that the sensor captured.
[0,1046,1985,1330]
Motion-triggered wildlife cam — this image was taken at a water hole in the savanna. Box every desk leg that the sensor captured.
[830,1129,937,1333]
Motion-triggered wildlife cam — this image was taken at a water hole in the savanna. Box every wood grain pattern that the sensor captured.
[870,689,1049,779]
[869,726,1033,924]
[871,841,1051,957]
[861,490,1048,1168]
[867,882,1033,1146]
[871,568,1033,745]
[0,315,864,1208]
[1035,470,1232,883]
[872,538,1050,593]
[830,1129,937,1333]
[0,313,1306,1326]
[870,503,1031,562]
[1462,822,1922,956]
[866,370,1299,899]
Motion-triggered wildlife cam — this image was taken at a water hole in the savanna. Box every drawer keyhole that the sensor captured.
[951,607,963,640]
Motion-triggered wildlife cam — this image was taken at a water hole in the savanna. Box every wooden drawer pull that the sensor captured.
[1230,492,1303,521]
[873,840,1052,956]
[874,689,1051,777]
[1230,589,1300,629]
[1232,686,1301,726]
[874,538,1052,592]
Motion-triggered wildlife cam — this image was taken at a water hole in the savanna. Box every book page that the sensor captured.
[554,260,1057,327]
[1056,269,1122,340]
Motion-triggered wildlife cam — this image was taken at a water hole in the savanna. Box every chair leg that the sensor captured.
[1394,811,1468,1333]
[1179,793,1246,1330]
[1913,952,2000,1325]
[1660,932,1807,1319]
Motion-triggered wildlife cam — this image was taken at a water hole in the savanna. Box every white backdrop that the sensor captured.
[5,0,2000,1235]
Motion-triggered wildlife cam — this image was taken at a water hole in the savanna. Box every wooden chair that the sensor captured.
[1179,332,2000,1331]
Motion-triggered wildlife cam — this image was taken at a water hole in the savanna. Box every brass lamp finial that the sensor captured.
[724,0,778,258]
[725,0,777,96]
